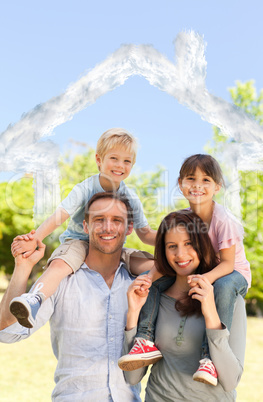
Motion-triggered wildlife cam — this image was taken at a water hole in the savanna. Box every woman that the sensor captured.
[122,210,246,401]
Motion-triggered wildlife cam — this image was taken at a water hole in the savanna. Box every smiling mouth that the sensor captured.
[177,260,191,267]
[112,171,123,176]
[190,191,204,196]
[100,235,116,240]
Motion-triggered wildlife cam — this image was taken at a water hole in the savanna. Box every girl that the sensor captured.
[118,154,250,387]
[121,210,246,401]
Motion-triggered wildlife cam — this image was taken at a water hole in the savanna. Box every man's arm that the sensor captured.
[0,241,46,330]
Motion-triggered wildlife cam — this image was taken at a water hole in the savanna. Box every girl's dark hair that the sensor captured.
[179,154,225,186]
[154,210,218,316]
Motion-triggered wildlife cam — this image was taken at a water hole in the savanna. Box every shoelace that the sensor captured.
[130,338,148,354]
[24,293,42,305]
[199,359,216,374]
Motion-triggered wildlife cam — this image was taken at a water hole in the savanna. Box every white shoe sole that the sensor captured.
[193,371,217,386]
[118,351,163,371]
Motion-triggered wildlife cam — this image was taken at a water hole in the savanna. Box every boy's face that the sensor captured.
[96,147,134,185]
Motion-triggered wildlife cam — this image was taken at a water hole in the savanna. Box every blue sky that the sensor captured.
[1,0,263,201]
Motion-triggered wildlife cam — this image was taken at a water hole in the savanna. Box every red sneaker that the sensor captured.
[193,358,218,386]
[118,337,163,371]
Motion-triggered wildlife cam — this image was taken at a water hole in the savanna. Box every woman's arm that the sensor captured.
[189,275,246,391]
[120,275,151,385]
[207,296,246,391]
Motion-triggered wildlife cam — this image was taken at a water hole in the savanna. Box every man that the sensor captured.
[0,192,141,401]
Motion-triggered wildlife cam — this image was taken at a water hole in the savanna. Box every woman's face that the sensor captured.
[165,225,200,277]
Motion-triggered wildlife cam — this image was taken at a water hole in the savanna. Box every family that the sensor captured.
[0,128,250,401]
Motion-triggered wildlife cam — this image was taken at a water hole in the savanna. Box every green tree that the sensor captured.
[206,80,263,315]
[0,177,35,275]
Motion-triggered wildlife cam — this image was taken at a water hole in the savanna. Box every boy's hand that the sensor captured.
[11,230,38,258]
[15,240,46,267]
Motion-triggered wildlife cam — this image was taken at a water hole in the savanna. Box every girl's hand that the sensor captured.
[188,274,222,329]
[127,275,152,313]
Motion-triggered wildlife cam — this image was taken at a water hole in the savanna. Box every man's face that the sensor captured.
[84,198,133,255]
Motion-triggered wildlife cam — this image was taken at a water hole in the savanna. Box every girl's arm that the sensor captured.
[11,207,70,258]
[189,245,235,285]
[135,225,157,246]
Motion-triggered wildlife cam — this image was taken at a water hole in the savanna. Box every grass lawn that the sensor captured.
[0,300,262,401]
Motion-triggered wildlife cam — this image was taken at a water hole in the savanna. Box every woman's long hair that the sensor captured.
[154,210,218,316]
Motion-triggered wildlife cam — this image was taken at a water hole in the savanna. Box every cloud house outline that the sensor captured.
[1,30,263,220]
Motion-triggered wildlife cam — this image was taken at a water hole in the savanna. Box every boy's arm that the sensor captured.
[135,225,157,246]
[35,207,70,241]
[11,207,70,257]
[0,241,46,330]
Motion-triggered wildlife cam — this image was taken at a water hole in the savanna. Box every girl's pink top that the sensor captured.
[208,201,251,288]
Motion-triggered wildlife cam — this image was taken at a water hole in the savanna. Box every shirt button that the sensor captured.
[111,361,114,365]
[110,337,114,342]
[109,315,112,319]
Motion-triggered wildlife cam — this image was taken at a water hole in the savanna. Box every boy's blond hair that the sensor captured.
[96,128,137,164]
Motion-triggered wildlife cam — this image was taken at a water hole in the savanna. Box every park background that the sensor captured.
[0,1,263,401]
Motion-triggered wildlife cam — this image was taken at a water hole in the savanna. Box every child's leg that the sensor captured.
[136,276,175,341]
[118,276,175,371]
[9,240,89,328]
[200,270,248,358]
[193,271,248,386]
[213,270,248,330]
[37,239,89,299]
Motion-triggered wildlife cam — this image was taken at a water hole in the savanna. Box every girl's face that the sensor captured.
[179,167,221,206]
[165,225,200,277]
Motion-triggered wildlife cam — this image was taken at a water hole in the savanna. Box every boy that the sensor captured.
[10,128,156,328]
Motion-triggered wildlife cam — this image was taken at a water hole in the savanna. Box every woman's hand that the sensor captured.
[188,274,222,330]
[127,275,152,312]
[126,275,152,331]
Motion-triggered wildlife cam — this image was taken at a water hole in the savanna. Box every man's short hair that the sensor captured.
[84,191,133,225]
[96,128,137,164]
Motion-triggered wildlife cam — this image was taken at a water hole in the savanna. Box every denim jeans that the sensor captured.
[136,276,175,341]
[201,270,248,359]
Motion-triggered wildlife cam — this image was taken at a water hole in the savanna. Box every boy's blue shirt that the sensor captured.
[59,173,148,243]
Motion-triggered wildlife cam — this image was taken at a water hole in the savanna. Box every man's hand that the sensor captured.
[11,230,38,258]
[15,239,46,269]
